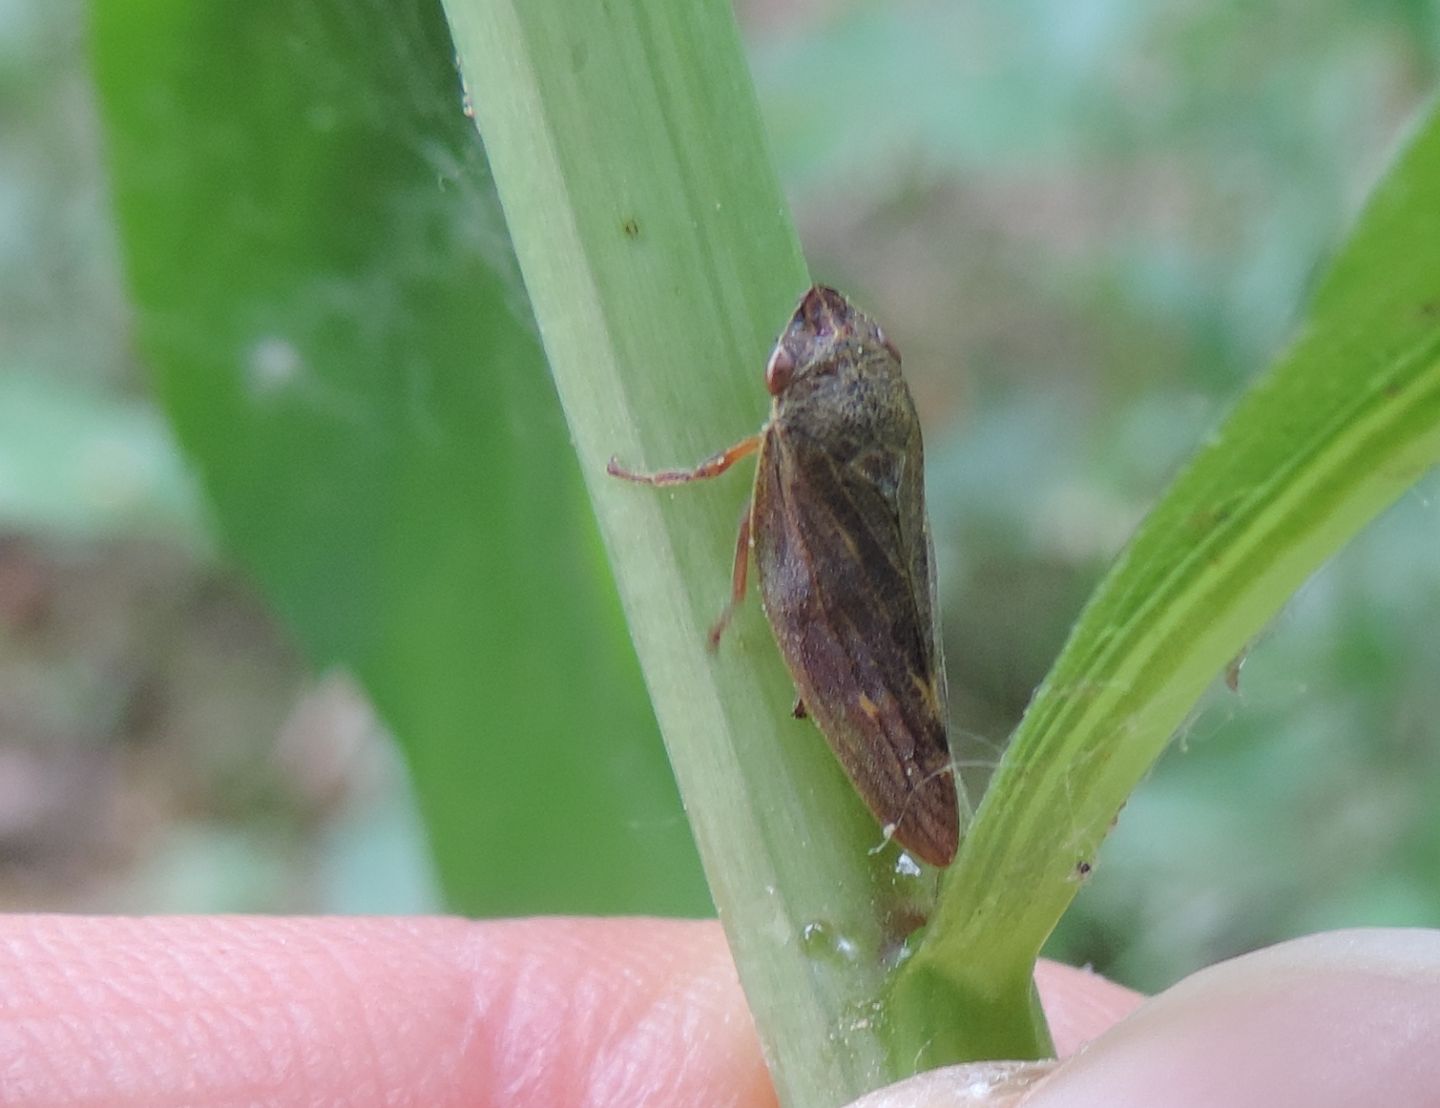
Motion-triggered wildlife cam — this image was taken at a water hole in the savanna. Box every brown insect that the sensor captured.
[608,286,959,866]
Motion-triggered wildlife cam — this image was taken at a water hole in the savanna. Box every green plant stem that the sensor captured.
[444,2,960,1104]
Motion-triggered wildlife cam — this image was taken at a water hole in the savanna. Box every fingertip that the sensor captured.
[468,917,777,1108]
[0,915,776,1108]
[1034,958,1145,1056]
[1027,928,1440,1106]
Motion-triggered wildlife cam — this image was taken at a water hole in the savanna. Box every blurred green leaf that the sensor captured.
[91,0,707,915]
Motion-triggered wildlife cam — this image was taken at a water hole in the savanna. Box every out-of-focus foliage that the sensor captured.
[89,0,708,916]
[3,0,1438,992]
[0,0,439,915]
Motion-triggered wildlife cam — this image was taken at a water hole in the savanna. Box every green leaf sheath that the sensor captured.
[895,105,1440,1067]
[444,1,966,1104]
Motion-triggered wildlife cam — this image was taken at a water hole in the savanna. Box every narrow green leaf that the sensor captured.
[91,0,707,916]
[895,105,1440,1065]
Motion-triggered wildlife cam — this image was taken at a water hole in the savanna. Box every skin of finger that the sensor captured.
[861,927,1440,1108]
[1032,959,1143,1055]
[0,915,776,1108]
[1022,928,1440,1108]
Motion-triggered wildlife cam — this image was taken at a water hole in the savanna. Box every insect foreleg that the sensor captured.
[607,433,762,487]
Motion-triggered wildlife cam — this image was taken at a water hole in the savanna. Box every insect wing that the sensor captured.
[895,412,951,746]
[753,422,958,866]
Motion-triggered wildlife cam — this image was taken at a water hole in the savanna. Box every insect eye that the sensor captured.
[766,345,796,395]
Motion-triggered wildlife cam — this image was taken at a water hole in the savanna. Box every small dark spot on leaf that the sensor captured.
[622,217,640,239]
[1188,504,1232,533]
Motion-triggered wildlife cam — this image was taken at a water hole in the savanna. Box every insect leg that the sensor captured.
[706,502,753,651]
[607,433,762,487]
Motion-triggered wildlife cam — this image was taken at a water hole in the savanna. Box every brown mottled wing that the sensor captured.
[896,413,952,739]
[752,416,957,866]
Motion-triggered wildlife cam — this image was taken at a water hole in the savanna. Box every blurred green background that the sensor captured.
[3,0,1438,995]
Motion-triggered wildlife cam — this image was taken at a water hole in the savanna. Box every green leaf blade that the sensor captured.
[900,104,1440,1065]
